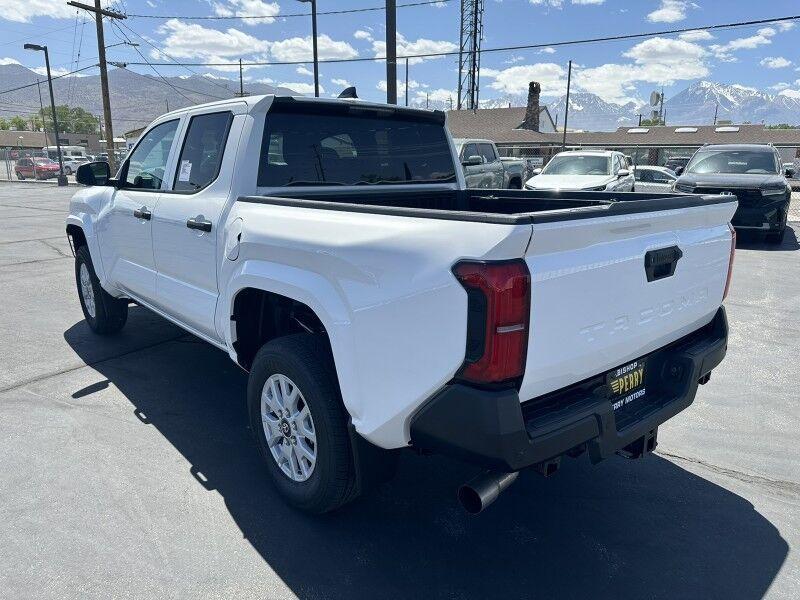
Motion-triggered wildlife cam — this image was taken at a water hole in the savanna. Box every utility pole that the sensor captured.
[68,1,126,173]
[658,85,664,125]
[386,0,397,104]
[637,113,642,126]
[238,58,244,97]
[713,102,718,125]
[404,58,409,107]
[562,60,572,152]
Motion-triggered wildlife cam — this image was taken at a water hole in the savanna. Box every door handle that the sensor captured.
[133,206,151,220]
[186,216,212,232]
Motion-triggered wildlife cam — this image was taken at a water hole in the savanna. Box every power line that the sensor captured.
[126,0,451,20]
[118,14,800,68]
[0,64,99,96]
[116,20,240,95]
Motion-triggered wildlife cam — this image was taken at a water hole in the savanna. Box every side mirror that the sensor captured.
[617,169,630,178]
[462,155,483,167]
[674,166,684,176]
[785,167,795,179]
[76,161,111,186]
[532,167,543,175]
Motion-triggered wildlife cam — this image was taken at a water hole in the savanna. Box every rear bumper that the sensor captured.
[410,307,728,472]
[732,197,788,231]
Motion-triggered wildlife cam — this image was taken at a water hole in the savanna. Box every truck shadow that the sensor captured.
[64,317,788,600]
[736,222,799,252]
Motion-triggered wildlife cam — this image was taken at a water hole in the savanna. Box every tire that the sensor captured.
[508,178,522,190]
[16,173,24,180]
[75,245,128,334]
[64,166,73,175]
[766,228,785,245]
[248,334,359,514]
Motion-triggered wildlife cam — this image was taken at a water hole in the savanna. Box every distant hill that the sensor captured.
[0,63,297,134]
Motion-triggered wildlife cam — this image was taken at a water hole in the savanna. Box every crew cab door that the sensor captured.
[150,109,238,340]
[98,119,180,302]
[478,143,504,188]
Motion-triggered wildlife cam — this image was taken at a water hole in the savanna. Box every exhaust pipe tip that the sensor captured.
[457,471,519,514]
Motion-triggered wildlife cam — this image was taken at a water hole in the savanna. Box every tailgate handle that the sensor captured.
[644,246,682,282]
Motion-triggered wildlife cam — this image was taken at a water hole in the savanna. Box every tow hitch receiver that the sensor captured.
[616,427,658,459]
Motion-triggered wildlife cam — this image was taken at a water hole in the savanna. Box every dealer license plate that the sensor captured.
[607,359,646,411]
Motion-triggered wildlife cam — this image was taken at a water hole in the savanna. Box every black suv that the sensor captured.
[673,144,793,244]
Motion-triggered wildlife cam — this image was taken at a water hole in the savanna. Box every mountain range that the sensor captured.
[1,62,798,134]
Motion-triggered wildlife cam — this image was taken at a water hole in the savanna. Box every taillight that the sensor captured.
[453,260,531,385]
[723,223,736,300]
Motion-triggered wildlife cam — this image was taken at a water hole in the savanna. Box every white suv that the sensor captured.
[525,150,635,192]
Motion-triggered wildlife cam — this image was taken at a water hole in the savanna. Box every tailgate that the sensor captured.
[517,198,736,402]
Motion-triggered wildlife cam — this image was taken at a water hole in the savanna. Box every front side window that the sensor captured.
[478,143,497,163]
[258,105,456,187]
[651,170,675,183]
[173,111,233,192]
[686,150,778,175]
[124,119,179,190]
[462,143,479,161]
[543,155,611,176]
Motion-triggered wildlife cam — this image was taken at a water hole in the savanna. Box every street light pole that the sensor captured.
[297,0,319,97]
[24,43,67,186]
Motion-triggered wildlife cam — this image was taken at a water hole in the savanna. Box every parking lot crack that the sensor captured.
[656,449,800,495]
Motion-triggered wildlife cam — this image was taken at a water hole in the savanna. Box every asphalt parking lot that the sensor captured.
[0,183,798,600]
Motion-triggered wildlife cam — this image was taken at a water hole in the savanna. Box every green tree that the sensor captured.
[766,123,800,129]
[0,117,8,130]
[640,118,665,126]
[9,115,28,131]
[39,105,98,134]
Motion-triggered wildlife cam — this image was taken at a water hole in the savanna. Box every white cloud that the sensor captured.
[709,28,777,61]
[354,30,373,41]
[279,82,324,95]
[0,57,21,65]
[571,0,604,4]
[155,19,270,71]
[769,82,791,91]
[255,77,274,84]
[296,65,314,76]
[483,63,568,96]
[647,0,690,23]
[761,56,792,69]
[0,0,74,23]
[539,47,556,54]
[529,0,564,7]
[32,66,83,78]
[777,22,795,32]
[373,33,457,64]
[331,78,352,87]
[414,88,456,106]
[678,30,714,42]
[377,79,421,94]
[271,34,358,62]
[778,89,800,100]
[211,0,280,25]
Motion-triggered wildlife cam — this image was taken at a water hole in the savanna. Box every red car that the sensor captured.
[15,157,61,180]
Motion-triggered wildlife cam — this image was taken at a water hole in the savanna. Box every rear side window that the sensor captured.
[173,111,233,192]
[258,104,456,187]
[478,143,497,163]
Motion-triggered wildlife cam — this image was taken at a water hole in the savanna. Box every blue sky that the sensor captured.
[1,0,799,107]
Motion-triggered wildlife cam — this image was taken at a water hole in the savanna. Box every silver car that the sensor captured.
[632,165,677,192]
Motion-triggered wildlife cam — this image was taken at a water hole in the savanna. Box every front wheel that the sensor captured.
[75,245,128,334]
[248,334,359,513]
[16,173,24,180]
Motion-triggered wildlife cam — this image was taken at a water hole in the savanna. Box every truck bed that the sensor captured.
[240,189,733,224]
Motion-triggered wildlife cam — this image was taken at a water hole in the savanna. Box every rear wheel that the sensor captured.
[508,178,522,190]
[766,228,785,245]
[64,166,73,175]
[75,245,128,334]
[248,334,359,513]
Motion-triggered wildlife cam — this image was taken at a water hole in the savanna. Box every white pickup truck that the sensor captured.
[67,95,737,514]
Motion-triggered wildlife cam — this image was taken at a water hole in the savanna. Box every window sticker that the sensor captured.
[178,160,192,182]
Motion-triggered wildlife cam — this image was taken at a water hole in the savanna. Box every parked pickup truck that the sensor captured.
[67,95,737,514]
[454,138,526,189]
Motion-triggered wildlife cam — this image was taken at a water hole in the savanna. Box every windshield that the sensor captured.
[542,155,611,176]
[685,150,778,175]
[258,104,456,187]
